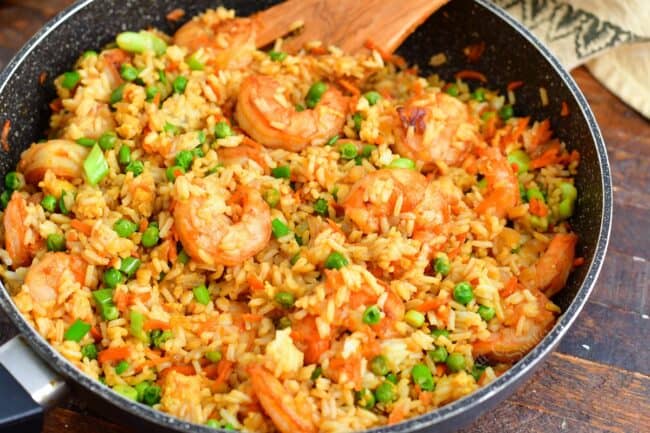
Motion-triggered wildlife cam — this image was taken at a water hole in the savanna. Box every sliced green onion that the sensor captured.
[172,76,188,94]
[110,84,125,105]
[64,319,91,342]
[130,309,148,343]
[120,64,139,81]
[352,112,362,133]
[507,149,530,174]
[268,50,287,62]
[116,31,167,56]
[113,384,138,401]
[363,91,381,106]
[83,144,109,185]
[120,257,141,277]
[263,188,281,208]
[186,54,204,71]
[193,284,211,305]
[125,160,144,177]
[326,135,339,146]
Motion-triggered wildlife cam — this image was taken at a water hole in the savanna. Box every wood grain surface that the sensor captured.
[0,1,648,433]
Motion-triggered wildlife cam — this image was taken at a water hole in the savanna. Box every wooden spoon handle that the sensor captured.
[253,0,449,54]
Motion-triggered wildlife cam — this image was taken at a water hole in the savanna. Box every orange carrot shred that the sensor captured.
[529,198,548,217]
[70,219,92,236]
[500,276,518,298]
[530,142,562,169]
[90,326,101,341]
[364,39,406,68]
[560,101,570,117]
[143,319,171,331]
[464,41,486,62]
[98,346,130,364]
[416,297,446,313]
[455,69,487,83]
[309,46,328,55]
[213,360,234,385]
[1,120,10,152]
[247,274,264,291]
[507,80,524,91]
[573,257,585,267]
[166,8,185,21]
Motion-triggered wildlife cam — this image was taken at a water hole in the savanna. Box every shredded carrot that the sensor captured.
[161,364,196,377]
[388,402,407,424]
[143,319,171,331]
[39,71,48,86]
[364,39,406,68]
[247,274,264,291]
[507,80,524,92]
[196,316,220,335]
[114,291,131,312]
[500,276,518,298]
[416,297,446,313]
[326,218,344,235]
[241,313,263,323]
[1,120,10,152]
[529,198,548,217]
[436,364,447,376]
[98,346,130,364]
[324,269,344,294]
[419,391,433,405]
[464,41,486,62]
[309,46,328,55]
[138,219,148,232]
[529,119,552,150]
[167,240,177,262]
[213,360,234,386]
[49,99,63,113]
[483,114,498,139]
[560,101,570,117]
[455,69,487,83]
[70,219,92,236]
[338,78,360,97]
[573,257,585,267]
[530,142,562,169]
[166,8,185,21]
[90,326,101,341]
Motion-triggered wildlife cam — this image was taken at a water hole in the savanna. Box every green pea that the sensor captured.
[290,253,301,266]
[178,249,190,264]
[446,353,466,372]
[526,188,545,203]
[310,366,323,380]
[46,233,66,252]
[166,165,185,182]
[98,131,118,150]
[411,363,434,391]
[110,84,125,105]
[363,91,381,106]
[172,76,188,94]
[149,329,172,348]
[453,281,474,305]
[431,329,450,338]
[268,50,287,62]
[558,198,574,220]
[478,305,495,321]
[356,388,376,409]
[313,198,328,216]
[295,103,306,112]
[387,157,416,170]
[361,144,376,158]
[507,149,530,174]
[61,71,81,90]
[145,85,160,102]
[263,188,281,208]
[41,195,57,212]
[214,121,233,139]
[434,256,450,276]
[370,355,389,376]
[142,383,162,406]
[141,225,160,248]
[446,84,459,97]
[120,64,139,82]
[58,191,72,215]
[305,82,327,108]
[174,150,194,171]
[374,381,396,403]
[499,104,514,121]
[4,171,23,191]
[114,360,129,375]
[125,160,144,176]
[103,268,123,289]
[113,384,138,401]
[271,165,291,179]
[471,365,486,382]
[530,215,548,231]
[118,145,131,165]
[362,305,381,325]
[81,343,98,360]
[324,251,348,269]
[559,182,578,201]
[0,191,10,210]
[404,310,425,328]
[271,218,291,238]
[339,142,357,160]
[385,373,398,384]
[326,135,339,146]
[472,88,486,102]
[352,112,362,133]
[82,50,98,59]
[113,218,137,237]
[193,284,211,305]
[76,137,97,147]
[275,291,295,308]
[428,345,448,363]
[205,419,220,428]
[277,316,292,329]
[205,350,222,363]
[186,54,204,71]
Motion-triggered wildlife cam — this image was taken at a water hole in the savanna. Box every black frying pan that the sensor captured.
[0,1,612,432]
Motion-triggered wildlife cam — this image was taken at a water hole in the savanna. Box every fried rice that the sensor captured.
[0,7,581,433]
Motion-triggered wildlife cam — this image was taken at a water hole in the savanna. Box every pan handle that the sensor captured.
[0,336,67,433]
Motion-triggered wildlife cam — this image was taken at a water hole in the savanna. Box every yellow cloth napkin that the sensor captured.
[492,0,650,118]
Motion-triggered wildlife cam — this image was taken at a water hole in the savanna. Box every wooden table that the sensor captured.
[0,1,648,432]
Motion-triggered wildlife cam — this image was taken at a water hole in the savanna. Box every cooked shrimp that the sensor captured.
[174,185,271,267]
[343,168,427,233]
[235,75,348,152]
[475,146,519,218]
[17,139,89,184]
[248,364,316,433]
[24,252,87,304]
[393,92,479,170]
[472,288,556,363]
[522,233,578,298]
[100,48,132,87]
[3,193,34,267]
[173,12,255,69]
[217,142,268,173]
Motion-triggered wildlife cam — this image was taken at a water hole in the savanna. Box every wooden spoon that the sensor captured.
[252,0,450,54]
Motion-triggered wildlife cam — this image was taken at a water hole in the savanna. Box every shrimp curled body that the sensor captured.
[18,139,89,184]
[24,252,87,304]
[235,75,348,152]
[174,185,271,267]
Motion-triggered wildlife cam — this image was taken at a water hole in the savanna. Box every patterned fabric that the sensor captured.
[492,0,650,118]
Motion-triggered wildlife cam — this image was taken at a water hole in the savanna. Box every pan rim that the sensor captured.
[0,0,613,432]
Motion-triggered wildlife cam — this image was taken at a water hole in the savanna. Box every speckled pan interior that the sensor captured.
[0,1,611,432]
